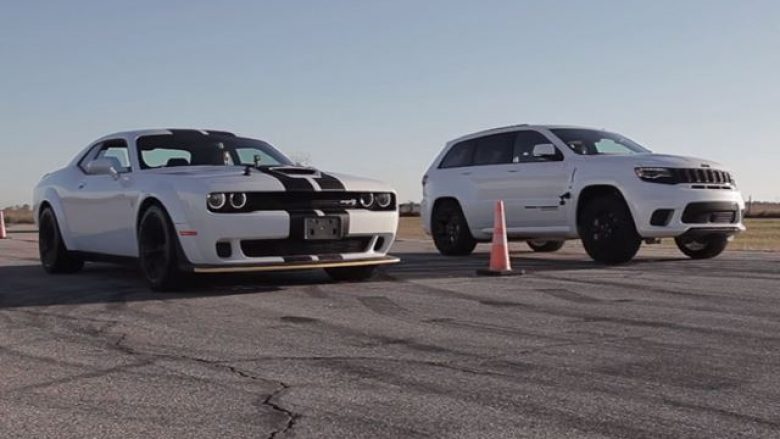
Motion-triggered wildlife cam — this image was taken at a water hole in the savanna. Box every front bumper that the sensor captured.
[174,209,399,266]
[626,184,746,238]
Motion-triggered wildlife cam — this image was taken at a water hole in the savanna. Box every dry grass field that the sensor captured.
[399,216,780,251]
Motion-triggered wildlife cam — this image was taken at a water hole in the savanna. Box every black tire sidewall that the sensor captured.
[138,205,180,290]
[431,201,477,256]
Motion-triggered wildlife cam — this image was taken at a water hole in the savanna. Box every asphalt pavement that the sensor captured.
[1,231,779,438]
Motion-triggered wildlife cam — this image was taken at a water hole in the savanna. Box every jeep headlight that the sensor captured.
[635,167,676,184]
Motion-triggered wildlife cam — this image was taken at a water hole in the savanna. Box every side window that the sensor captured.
[473,132,516,166]
[514,131,563,163]
[94,140,131,172]
[439,140,475,168]
[77,144,102,172]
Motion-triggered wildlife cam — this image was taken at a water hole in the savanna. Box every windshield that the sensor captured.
[136,131,294,169]
[550,128,649,156]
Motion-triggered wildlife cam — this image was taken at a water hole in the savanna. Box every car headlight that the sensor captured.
[375,193,393,209]
[635,167,676,184]
[207,193,227,210]
[359,193,375,208]
[229,192,247,209]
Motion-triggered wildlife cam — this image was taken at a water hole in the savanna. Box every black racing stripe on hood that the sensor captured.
[314,172,346,191]
[257,167,315,191]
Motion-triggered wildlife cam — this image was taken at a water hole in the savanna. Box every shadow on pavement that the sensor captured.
[0,263,329,309]
[0,251,688,309]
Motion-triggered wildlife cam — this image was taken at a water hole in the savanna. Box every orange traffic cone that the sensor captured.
[477,200,523,276]
[0,211,6,239]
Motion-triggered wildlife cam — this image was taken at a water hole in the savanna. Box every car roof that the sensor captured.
[93,128,238,143]
[446,124,600,146]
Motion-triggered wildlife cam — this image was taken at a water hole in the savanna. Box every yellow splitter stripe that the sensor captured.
[192,256,400,274]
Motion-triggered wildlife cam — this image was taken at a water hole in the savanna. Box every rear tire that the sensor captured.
[431,200,477,256]
[325,265,376,282]
[526,240,565,252]
[675,234,729,259]
[579,195,641,264]
[138,205,184,291]
[38,207,84,274]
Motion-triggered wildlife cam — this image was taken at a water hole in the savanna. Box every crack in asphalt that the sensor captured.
[113,333,300,438]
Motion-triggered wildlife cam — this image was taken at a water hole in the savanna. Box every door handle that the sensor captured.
[461,171,472,176]
[77,182,86,190]
[506,170,519,173]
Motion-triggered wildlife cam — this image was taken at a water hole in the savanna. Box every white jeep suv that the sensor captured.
[421,125,745,263]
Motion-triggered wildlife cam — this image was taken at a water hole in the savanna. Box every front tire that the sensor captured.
[579,195,641,264]
[138,205,184,291]
[325,265,377,282]
[38,207,84,274]
[675,234,729,259]
[431,200,477,256]
[527,240,565,253]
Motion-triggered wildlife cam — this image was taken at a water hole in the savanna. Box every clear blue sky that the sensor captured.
[1,0,778,206]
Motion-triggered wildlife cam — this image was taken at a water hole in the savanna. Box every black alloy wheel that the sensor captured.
[431,200,477,256]
[579,195,641,264]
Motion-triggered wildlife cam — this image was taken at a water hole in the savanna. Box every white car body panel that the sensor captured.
[34,129,399,270]
[422,124,745,241]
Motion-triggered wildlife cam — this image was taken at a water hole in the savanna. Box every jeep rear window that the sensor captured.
[439,141,475,168]
[550,129,649,155]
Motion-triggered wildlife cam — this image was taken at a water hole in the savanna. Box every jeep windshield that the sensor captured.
[137,131,294,169]
[550,128,649,156]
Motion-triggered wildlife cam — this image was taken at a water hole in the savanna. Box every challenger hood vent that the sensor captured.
[268,166,319,176]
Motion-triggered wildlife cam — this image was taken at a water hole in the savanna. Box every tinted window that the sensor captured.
[473,132,516,166]
[550,128,648,155]
[136,131,293,169]
[514,131,563,163]
[439,141,475,168]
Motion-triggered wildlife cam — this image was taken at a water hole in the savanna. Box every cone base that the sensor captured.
[476,269,525,276]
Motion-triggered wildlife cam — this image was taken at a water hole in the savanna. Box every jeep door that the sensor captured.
[503,130,572,233]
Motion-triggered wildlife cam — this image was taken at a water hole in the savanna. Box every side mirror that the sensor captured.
[532,143,558,158]
[85,157,121,178]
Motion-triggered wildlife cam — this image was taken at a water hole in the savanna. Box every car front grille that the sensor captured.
[240,237,372,258]
[672,168,733,185]
[235,192,396,212]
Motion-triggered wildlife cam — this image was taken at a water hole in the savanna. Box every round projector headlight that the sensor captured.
[375,193,392,208]
[229,192,247,209]
[207,193,226,210]
[359,193,374,208]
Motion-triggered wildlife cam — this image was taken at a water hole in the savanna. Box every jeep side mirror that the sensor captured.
[86,157,121,178]
[532,143,557,157]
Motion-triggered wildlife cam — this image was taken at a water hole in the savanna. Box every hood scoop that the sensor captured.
[269,166,319,176]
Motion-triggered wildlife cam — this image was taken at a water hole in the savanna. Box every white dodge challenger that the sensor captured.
[33,129,399,290]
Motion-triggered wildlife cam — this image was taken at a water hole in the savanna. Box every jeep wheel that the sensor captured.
[579,196,641,264]
[325,265,377,282]
[527,240,565,253]
[138,205,184,291]
[38,207,84,274]
[675,234,728,259]
[431,200,477,256]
